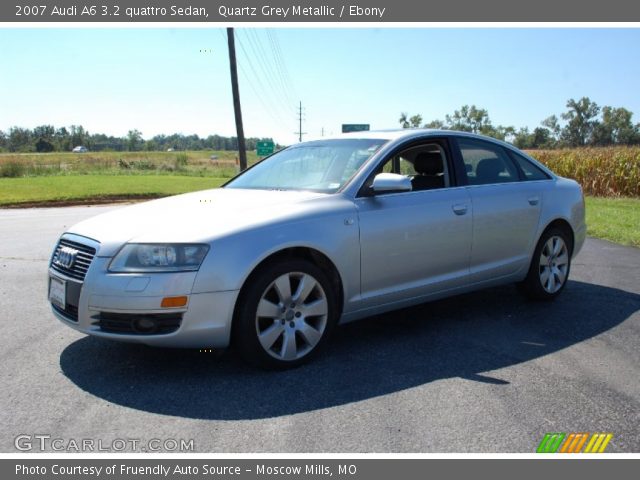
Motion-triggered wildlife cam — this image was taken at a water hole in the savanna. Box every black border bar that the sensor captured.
[4,0,640,22]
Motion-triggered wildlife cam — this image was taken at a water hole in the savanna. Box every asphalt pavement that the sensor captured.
[0,205,638,453]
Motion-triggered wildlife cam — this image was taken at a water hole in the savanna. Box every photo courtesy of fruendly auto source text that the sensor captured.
[0,0,639,478]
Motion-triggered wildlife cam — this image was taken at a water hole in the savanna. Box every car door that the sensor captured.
[454,137,543,282]
[354,140,473,309]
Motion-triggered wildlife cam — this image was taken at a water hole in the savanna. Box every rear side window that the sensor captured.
[508,151,551,181]
[458,138,519,185]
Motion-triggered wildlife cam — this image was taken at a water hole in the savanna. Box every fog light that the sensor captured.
[132,317,157,334]
[161,296,188,308]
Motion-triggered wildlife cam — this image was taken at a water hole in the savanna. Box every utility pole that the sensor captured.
[295,101,306,142]
[227,28,247,171]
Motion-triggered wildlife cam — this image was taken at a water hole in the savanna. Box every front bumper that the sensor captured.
[49,249,239,349]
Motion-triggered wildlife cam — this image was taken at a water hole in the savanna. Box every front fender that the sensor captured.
[191,207,361,313]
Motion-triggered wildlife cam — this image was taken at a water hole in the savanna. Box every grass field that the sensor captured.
[0,175,226,207]
[0,150,260,179]
[585,196,640,247]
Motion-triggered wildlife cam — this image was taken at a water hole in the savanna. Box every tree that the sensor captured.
[35,138,54,152]
[560,97,600,146]
[55,127,71,151]
[398,112,423,128]
[425,119,445,129]
[592,106,639,145]
[531,128,552,148]
[399,112,410,128]
[7,127,32,152]
[489,125,516,142]
[513,127,533,149]
[445,105,491,133]
[409,114,423,128]
[541,115,561,141]
[126,129,143,151]
[33,125,55,141]
[69,124,88,148]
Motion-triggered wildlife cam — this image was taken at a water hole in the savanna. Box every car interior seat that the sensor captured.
[475,157,504,184]
[411,152,445,191]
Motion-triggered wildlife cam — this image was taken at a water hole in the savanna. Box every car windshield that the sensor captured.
[225,139,387,193]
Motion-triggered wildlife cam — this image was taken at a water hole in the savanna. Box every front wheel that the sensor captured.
[234,259,337,369]
[518,227,573,300]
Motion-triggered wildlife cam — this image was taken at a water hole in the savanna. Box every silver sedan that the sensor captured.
[48,130,586,368]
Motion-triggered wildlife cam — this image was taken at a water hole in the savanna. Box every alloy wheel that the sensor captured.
[538,235,569,294]
[254,271,329,361]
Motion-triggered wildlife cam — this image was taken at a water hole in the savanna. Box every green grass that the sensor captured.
[585,196,640,247]
[0,175,226,206]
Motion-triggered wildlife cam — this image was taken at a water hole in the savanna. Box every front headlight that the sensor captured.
[108,243,209,273]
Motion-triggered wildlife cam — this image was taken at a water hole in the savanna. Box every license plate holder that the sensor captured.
[49,275,66,310]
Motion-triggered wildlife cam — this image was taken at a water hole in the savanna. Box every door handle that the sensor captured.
[452,204,468,215]
[528,196,540,206]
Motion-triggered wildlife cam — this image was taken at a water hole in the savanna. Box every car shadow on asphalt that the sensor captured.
[60,280,640,420]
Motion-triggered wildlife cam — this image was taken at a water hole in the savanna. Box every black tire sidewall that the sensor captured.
[521,227,573,300]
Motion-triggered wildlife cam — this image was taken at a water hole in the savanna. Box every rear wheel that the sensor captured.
[518,227,572,300]
[234,259,337,369]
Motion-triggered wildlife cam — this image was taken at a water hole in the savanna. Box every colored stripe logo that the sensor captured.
[537,433,613,453]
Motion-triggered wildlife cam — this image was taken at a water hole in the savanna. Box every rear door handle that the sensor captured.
[528,196,540,206]
[452,204,468,215]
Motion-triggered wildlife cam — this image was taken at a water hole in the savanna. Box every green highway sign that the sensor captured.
[256,140,275,156]
[342,124,370,133]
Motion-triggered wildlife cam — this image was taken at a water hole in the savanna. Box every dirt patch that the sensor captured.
[0,194,166,209]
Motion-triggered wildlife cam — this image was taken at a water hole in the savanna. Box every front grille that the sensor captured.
[52,303,79,322]
[50,238,96,281]
[94,312,183,335]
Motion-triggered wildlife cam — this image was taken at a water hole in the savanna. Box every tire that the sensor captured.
[518,227,573,301]
[234,259,338,369]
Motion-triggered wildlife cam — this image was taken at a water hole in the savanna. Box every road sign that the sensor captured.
[342,124,370,133]
[256,140,275,156]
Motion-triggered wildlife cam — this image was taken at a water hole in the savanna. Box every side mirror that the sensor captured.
[371,173,412,193]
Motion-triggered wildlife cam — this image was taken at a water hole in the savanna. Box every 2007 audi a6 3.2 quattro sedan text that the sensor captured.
[48,130,586,368]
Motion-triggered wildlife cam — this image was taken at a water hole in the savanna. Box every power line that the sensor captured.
[266,30,299,105]
[217,28,301,143]
[264,30,298,108]
[243,30,292,114]
[234,34,290,128]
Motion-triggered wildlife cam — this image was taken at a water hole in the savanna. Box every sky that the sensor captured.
[1,27,640,145]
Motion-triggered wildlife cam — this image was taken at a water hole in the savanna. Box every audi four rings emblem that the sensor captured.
[55,246,79,269]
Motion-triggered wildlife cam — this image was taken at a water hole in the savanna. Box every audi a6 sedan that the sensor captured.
[49,130,586,368]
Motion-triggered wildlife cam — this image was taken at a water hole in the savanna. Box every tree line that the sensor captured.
[399,97,640,149]
[0,125,276,153]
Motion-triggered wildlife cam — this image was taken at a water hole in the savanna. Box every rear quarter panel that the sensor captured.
[536,177,586,258]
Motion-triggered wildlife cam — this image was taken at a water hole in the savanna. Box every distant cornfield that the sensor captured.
[528,147,640,197]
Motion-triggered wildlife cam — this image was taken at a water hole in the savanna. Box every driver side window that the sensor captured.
[379,143,450,192]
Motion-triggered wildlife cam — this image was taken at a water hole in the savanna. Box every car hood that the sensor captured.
[67,188,333,257]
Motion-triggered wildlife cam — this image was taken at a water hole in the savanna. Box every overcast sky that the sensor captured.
[1,27,639,145]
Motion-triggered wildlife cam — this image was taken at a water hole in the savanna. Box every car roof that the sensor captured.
[305,128,539,157]
[306,129,431,142]
[307,128,510,145]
